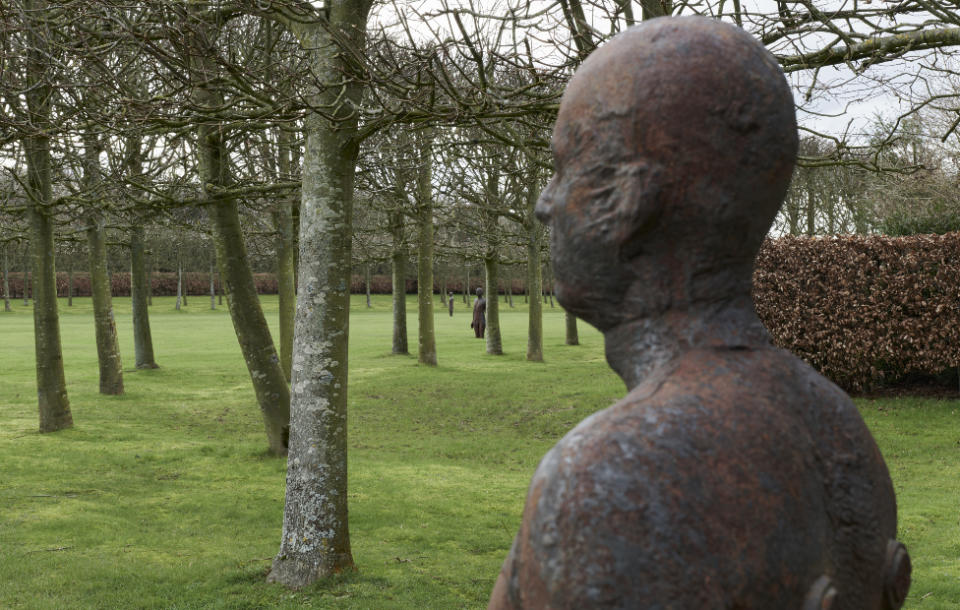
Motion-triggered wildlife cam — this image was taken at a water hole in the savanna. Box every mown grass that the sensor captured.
[0,294,958,608]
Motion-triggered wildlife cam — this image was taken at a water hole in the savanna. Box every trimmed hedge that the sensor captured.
[754,234,960,391]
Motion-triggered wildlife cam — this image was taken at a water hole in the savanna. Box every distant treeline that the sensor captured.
[1,272,541,298]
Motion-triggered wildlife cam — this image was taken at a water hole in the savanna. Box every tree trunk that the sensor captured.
[2,244,10,312]
[23,245,30,305]
[364,262,372,308]
[209,252,216,309]
[275,128,297,381]
[83,135,124,395]
[526,223,544,362]
[23,0,72,431]
[86,216,124,394]
[130,226,158,369]
[484,256,503,355]
[439,263,446,306]
[416,128,437,366]
[176,249,183,310]
[209,197,290,455]
[67,255,73,306]
[390,210,408,355]
[269,7,371,585]
[148,259,153,306]
[25,138,72,431]
[464,267,470,304]
[565,311,580,346]
[217,271,222,305]
[183,6,289,456]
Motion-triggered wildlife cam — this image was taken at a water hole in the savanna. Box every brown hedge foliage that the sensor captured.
[754,233,960,391]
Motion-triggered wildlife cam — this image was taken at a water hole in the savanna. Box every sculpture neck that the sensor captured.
[603,296,770,390]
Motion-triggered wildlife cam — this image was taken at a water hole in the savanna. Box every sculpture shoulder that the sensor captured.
[502,347,894,609]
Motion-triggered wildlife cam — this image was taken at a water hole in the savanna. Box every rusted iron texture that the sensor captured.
[489,16,910,610]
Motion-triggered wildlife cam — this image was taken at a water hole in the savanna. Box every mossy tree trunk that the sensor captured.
[24,0,72,432]
[416,128,437,366]
[269,1,372,587]
[130,226,158,369]
[184,4,289,456]
[83,135,124,395]
[390,209,408,355]
[484,256,503,355]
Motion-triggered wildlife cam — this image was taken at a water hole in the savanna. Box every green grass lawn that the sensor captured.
[1,294,958,608]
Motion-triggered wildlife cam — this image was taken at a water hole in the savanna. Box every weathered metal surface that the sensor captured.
[489,16,910,610]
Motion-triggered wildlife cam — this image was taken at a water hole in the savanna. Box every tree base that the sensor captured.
[267,553,355,590]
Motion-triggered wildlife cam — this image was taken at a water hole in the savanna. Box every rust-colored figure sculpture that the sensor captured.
[472,287,487,338]
[488,17,910,610]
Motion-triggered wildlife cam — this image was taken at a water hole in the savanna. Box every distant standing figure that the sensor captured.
[448,292,455,317]
[471,287,486,338]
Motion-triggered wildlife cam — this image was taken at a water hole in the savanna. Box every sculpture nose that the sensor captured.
[535,179,557,223]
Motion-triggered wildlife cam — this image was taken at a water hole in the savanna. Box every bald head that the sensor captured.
[537,17,797,328]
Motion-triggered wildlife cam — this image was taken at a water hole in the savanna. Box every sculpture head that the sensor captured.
[536,17,798,331]
[476,287,484,298]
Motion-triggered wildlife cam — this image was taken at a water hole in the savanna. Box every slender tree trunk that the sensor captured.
[183,6,289,456]
[364,262,371,308]
[526,223,544,362]
[217,271,222,305]
[464,267,470,304]
[176,251,183,310]
[565,311,580,346]
[83,135,124,395]
[270,8,371,585]
[484,256,503,355]
[209,198,291,455]
[439,263,446,306]
[390,210,408,355]
[2,244,9,312]
[23,245,30,305]
[209,252,216,310]
[507,274,514,308]
[86,216,124,394]
[130,226,158,369]
[67,255,73,306]
[275,199,297,381]
[275,128,296,381]
[416,128,437,366]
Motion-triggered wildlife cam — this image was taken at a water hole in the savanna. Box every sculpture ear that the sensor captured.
[610,161,664,261]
